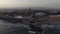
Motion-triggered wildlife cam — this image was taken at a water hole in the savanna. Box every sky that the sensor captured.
[0,0,60,8]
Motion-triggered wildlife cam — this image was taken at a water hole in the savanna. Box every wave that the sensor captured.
[0,20,30,34]
[41,24,60,30]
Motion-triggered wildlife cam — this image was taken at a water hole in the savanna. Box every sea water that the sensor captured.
[0,20,30,34]
[0,20,60,34]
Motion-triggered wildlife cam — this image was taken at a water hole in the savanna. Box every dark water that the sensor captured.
[47,28,60,34]
[41,24,60,34]
[0,20,30,34]
[0,20,60,34]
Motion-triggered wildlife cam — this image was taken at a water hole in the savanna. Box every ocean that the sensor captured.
[0,20,60,34]
[0,20,30,34]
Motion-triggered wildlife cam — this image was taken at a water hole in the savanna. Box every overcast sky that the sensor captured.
[0,0,60,8]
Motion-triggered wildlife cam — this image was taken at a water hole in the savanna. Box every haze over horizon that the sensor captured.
[0,0,60,9]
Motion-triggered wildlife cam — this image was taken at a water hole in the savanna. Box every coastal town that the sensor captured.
[0,8,60,24]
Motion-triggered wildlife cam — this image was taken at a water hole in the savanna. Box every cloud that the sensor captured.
[0,0,60,8]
